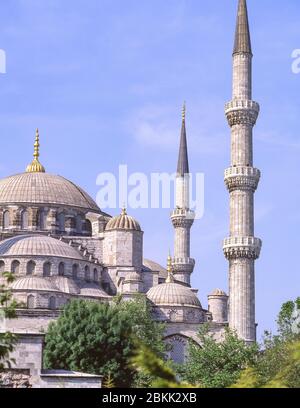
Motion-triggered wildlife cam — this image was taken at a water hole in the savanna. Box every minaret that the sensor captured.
[171,104,195,286]
[223,0,262,343]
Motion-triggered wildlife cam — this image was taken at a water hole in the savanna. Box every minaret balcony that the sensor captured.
[224,166,260,192]
[171,209,195,228]
[225,99,259,127]
[172,257,195,274]
[223,236,262,260]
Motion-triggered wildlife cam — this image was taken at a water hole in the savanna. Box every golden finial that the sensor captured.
[166,251,174,283]
[182,101,186,122]
[26,128,46,173]
[121,205,127,216]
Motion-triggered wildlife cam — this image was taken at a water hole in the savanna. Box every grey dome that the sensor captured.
[209,289,228,297]
[105,209,141,232]
[10,276,58,292]
[0,172,100,212]
[0,235,84,260]
[147,282,201,308]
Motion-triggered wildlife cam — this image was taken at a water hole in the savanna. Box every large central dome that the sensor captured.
[0,172,100,212]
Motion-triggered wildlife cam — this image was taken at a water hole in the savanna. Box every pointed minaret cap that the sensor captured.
[233,0,252,55]
[177,102,189,176]
[26,129,46,173]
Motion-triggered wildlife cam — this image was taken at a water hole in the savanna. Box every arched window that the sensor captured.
[39,209,47,230]
[84,265,90,282]
[26,260,36,275]
[11,260,20,274]
[85,219,92,234]
[58,213,65,232]
[72,264,79,280]
[76,215,82,233]
[21,210,29,230]
[3,211,9,229]
[0,260,5,274]
[93,268,98,282]
[58,262,65,276]
[49,296,56,310]
[43,262,51,277]
[27,295,35,309]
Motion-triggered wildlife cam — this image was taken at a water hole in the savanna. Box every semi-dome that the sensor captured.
[105,208,141,231]
[147,282,202,308]
[209,289,228,297]
[0,172,100,212]
[52,276,80,294]
[143,259,167,279]
[0,235,84,260]
[10,276,58,292]
[80,283,110,298]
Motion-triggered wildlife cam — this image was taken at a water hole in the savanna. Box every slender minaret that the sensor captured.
[171,104,195,286]
[223,0,262,343]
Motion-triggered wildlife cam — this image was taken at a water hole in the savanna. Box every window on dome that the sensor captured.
[39,209,47,230]
[26,260,36,275]
[84,266,90,282]
[76,215,82,233]
[11,260,20,274]
[58,262,65,276]
[21,210,29,230]
[43,262,51,277]
[49,296,56,310]
[85,219,92,234]
[72,264,79,280]
[58,213,65,232]
[3,211,9,229]
[0,260,5,273]
[27,295,35,309]
[93,269,98,282]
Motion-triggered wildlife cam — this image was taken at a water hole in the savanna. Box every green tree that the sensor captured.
[43,297,167,388]
[0,272,19,370]
[251,298,300,388]
[43,300,135,387]
[180,324,258,388]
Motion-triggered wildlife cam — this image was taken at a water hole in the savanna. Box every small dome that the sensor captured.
[80,283,110,298]
[147,282,201,308]
[105,208,141,232]
[52,276,80,295]
[10,276,58,292]
[0,235,84,260]
[209,289,228,297]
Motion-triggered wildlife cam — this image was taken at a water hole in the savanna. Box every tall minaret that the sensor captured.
[171,104,195,286]
[223,0,262,343]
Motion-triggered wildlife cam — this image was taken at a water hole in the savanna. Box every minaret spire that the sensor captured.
[233,0,252,55]
[223,0,261,343]
[171,104,195,286]
[26,129,46,173]
[177,102,189,176]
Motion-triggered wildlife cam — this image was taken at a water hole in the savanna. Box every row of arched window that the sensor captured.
[1,210,92,233]
[27,295,56,310]
[0,260,99,282]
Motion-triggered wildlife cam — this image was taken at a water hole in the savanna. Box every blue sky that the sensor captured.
[0,0,299,339]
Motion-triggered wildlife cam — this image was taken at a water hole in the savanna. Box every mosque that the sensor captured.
[0,0,261,386]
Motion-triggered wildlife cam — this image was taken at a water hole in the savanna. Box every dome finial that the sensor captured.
[26,128,46,173]
[166,251,174,283]
[121,204,127,216]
